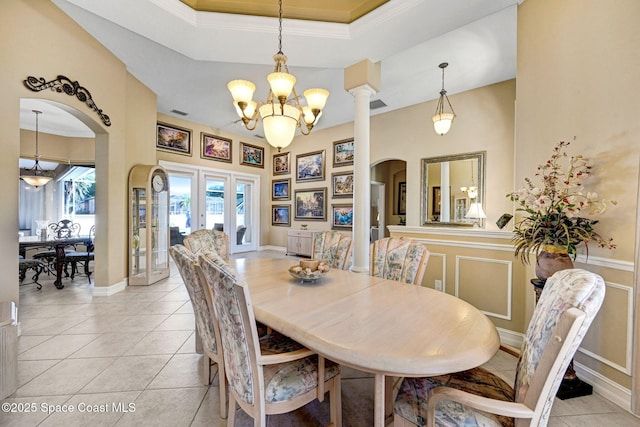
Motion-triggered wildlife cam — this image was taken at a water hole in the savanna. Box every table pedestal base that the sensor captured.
[556,361,593,400]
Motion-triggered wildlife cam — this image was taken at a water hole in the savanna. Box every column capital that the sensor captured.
[344,59,381,93]
[348,84,378,97]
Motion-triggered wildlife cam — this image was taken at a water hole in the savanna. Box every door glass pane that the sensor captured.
[205,178,225,231]
[169,174,192,235]
[236,182,251,245]
[152,179,169,271]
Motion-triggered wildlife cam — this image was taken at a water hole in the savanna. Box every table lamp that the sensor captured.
[465,202,486,228]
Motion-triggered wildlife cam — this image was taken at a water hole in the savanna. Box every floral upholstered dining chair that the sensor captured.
[198,251,342,427]
[169,244,228,419]
[370,237,430,285]
[312,231,353,270]
[183,229,229,261]
[393,268,605,427]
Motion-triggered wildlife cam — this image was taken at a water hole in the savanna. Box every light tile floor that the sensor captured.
[2,250,640,426]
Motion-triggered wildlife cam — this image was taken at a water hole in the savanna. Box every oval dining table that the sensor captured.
[229,257,500,426]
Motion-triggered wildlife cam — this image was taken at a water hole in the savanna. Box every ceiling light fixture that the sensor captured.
[227,0,329,152]
[460,160,477,199]
[432,62,456,135]
[21,110,53,188]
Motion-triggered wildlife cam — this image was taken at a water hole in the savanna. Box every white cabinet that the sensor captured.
[287,230,317,257]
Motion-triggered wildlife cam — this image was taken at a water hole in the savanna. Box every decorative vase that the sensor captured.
[535,245,574,281]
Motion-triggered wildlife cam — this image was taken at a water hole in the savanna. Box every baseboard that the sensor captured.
[93,279,127,296]
[258,245,286,253]
[574,361,632,413]
[497,327,523,348]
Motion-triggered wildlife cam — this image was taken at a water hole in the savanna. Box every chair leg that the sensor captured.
[32,264,43,290]
[227,393,236,427]
[85,261,92,284]
[201,354,211,385]
[218,359,227,419]
[329,376,342,427]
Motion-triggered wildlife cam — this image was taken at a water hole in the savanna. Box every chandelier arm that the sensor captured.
[298,122,312,135]
[237,103,259,122]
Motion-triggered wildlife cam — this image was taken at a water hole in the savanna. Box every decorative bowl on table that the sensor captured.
[288,260,330,283]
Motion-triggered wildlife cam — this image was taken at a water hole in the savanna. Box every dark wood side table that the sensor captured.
[531,278,593,400]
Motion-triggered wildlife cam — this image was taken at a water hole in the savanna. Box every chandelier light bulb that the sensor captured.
[304,88,329,111]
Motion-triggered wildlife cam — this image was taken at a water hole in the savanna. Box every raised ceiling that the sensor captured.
[49,0,520,139]
[179,0,389,23]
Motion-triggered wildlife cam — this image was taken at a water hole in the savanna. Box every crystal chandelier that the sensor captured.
[227,0,329,151]
[432,62,456,135]
[21,110,53,188]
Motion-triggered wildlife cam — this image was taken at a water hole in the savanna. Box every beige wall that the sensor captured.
[153,113,271,245]
[20,130,95,164]
[1,0,157,304]
[516,0,640,394]
[269,80,516,247]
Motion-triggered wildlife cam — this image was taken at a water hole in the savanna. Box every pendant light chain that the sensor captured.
[277,0,283,54]
[34,109,42,161]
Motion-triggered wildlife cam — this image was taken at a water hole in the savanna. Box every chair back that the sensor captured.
[198,252,262,409]
[312,231,353,270]
[50,219,81,239]
[169,245,220,356]
[369,237,430,284]
[184,229,230,261]
[514,269,605,426]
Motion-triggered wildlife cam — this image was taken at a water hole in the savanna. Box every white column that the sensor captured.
[349,84,377,273]
[440,162,451,222]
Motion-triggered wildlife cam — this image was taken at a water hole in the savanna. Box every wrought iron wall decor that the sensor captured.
[23,75,111,126]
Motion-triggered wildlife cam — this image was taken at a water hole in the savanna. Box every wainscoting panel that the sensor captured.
[422,253,446,292]
[578,281,633,375]
[456,256,513,320]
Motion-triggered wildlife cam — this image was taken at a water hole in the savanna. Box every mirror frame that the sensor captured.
[420,151,486,227]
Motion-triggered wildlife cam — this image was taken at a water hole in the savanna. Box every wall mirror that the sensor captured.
[421,151,486,226]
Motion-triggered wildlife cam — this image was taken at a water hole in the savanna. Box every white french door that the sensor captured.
[161,161,259,254]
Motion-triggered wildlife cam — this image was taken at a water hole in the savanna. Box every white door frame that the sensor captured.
[160,160,260,254]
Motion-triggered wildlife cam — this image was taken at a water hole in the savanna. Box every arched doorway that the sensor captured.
[18,98,108,288]
[371,159,407,239]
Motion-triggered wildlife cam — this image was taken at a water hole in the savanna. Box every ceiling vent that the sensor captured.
[370,99,387,110]
[171,109,188,116]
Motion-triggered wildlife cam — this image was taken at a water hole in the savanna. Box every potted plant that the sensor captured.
[506,141,616,280]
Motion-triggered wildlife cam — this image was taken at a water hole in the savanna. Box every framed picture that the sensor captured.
[454,197,469,222]
[240,142,265,168]
[331,204,353,230]
[272,178,291,201]
[272,205,291,227]
[332,171,354,198]
[296,150,325,182]
[294,187,327,221]
[432,186,441,215]
[201,133,232,163]
[156,122,191,156]
[273,151,290,175]
[398,181,407,215]
[333,138,354,167]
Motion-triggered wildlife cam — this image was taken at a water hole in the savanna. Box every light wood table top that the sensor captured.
[229,257,500,426]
